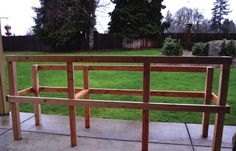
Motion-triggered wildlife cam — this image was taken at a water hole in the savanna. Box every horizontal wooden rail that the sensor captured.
[6,55,232,64]
[18,87,33,96]
[7,95,230,113]
[37,86,205,98]
[36,65,208,72]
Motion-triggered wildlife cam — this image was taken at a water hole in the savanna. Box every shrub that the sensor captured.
[219,39,236,57]
[192,42,209,56]
[161,37,183,56]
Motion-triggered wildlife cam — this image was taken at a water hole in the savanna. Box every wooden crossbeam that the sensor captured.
[38,86,205,98]
[7,96,230,113]
[18,87,33,96]
[36,65,208,73]
[6,55,232,64]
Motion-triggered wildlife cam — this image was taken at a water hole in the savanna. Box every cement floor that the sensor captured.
[0,112,234,151]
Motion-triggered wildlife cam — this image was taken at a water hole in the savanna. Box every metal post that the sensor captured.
[0,18,9,115]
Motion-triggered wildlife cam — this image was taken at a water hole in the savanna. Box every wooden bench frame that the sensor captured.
[6,55,232,151]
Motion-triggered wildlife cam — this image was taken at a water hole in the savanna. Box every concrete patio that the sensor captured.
[0,112,234,151]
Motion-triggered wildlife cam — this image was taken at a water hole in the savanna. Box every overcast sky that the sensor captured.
[0,0,236,35]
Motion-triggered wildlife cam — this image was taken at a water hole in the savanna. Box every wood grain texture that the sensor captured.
[212,64,231,151]
[67,61,77,147]
[202,67,214,137]
[8,62,22,140]
[32,65,41,126]
[6,55,232,64]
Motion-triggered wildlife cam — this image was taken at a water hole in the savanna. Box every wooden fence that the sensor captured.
[6,55,232,151]
[3,33,236,51]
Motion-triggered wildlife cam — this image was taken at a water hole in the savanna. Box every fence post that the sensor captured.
[142,63,151,151]
[67,61,77,147]
[8,62,22,140]
[83,66,90,128]
[202,67,214,137]
[32,65,41,126]
[212,64,230,151]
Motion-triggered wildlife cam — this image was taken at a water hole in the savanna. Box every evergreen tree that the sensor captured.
[108,0,169,40]
[222,19,236,33]
[210,0,231,32]
[33,0,95,50]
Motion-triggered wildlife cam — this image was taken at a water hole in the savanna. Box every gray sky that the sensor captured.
[0,0,236,35]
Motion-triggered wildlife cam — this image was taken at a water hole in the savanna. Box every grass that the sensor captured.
[3,49,236,125]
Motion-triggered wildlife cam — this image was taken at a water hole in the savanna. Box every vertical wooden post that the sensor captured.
[8,62,22,140]
[67,61,77,147]
[0,21,9,115]
[202,67,214,137]
[32,65,41,126]
[142,63,150,151]
[83,66,90,128]
[212,64,230,151]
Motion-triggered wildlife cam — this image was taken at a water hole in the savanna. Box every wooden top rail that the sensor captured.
[6,55,233,64]
[36,64,208,72]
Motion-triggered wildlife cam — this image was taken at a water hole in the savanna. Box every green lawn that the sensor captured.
[3,49,236,125]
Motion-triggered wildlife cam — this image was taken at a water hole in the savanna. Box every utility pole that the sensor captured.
[0,17,9,115]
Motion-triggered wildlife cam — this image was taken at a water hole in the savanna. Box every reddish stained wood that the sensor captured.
[67,61,77,147]
[32,65,41,126]
[18,87,33,96]
[37,64,207,72]
[212,64,231,151]
[83,66,90,128]
[7,96,230,113]
[142,63,150,151]
[202,67,214,137]
[37,86,204,98]
[7,62,22,140]
[6,55,232,64]
[90,88,204,98]
[39,86,69,93]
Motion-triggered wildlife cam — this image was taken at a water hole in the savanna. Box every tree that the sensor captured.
[164,11,175,32]
[222,19,236,33]
[108,0,169,40]
[211,0,231,32]
[33,0,95,50]
[165,7,204,33]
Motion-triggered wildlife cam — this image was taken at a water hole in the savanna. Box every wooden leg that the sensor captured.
[202,112,210,137]
[142,63,150,151]
[11,102,22,140]
[212,113,225,151]
[34,104,41,126]
[32,65,41,126]
[202,67,213,137]
[142,110,149,151]
[83,66,90,128]
[85,94,90,128]
[69,105,77,147]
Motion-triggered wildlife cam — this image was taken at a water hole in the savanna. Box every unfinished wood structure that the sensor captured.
[0,23,8,115]
[6,56,232,151]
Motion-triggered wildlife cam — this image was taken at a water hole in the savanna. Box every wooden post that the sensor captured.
[142,63,150,151]
[202,67,214,137]
[32,65,41,126]
[8,62,22,140]
[0,20,9,115]
[83,66,90,128]
[67,61,77,147]
[212,64,230,151]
